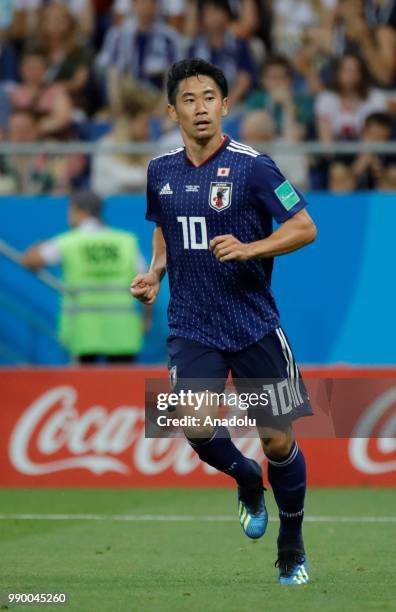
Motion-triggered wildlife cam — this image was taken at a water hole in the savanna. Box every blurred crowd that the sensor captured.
[0,0,395,194]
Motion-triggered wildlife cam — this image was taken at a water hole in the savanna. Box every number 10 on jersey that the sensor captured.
[177,216,208,250]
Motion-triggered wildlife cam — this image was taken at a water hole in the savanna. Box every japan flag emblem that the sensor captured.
[209,182,232,212]
[217,167,230,177]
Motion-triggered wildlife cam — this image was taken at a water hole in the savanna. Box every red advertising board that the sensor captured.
[0,368,395,487]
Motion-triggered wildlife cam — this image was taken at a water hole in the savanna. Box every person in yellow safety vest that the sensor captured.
[22,191,147,364]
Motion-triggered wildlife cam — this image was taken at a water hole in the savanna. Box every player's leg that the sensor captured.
[229,327,312,581]
[167,337,267,538]
[260,426,308,584]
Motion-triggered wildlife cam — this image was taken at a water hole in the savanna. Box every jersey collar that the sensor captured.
[185,134,230,168]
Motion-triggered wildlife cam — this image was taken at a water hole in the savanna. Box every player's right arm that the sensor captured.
[130,225,166,305]
[131,160,166,305]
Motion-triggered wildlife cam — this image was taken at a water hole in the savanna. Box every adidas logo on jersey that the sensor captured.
[159,183,173,195]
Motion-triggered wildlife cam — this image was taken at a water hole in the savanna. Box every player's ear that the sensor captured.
[167,103,179,123]
[221,97,229,117]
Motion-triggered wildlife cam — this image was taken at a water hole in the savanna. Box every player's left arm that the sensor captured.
[210,209,316,262]
[211,155,317,262]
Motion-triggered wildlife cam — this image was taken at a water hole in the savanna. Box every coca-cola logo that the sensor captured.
[9,385,262,477]
[12,382,395,480]
[349,387,396,474]
[9,386,138,475]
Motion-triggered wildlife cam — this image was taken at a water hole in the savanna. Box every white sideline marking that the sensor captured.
[0,514,395,523]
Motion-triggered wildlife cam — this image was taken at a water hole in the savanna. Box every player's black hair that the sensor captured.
[71,191,102,219]
[167,58,228,105]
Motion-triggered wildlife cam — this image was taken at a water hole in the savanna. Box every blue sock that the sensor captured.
[188,426,262,488]
[267,441,306,548]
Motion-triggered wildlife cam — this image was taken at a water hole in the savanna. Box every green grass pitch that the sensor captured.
[0,488,395,612]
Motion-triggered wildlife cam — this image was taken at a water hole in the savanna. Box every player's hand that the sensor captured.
[209,235,252,262]
[130,272,160,305]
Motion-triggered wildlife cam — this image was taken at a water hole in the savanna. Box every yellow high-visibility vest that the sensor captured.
[57,227,143,355]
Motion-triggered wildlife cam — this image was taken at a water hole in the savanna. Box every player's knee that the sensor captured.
[183,415,215,441]
[261,435,294,459]
[184,422,216,441]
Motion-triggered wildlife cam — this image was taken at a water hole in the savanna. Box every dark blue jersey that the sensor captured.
[146,135,308,351]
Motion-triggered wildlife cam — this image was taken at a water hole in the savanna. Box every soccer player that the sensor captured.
[131,58,317,585]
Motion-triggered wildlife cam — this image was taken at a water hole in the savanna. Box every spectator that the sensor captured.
[0,109,87,194]
[8,50,73,138]
[366,0,396,29]
[189,0,256,106]
[111,0,187,30]
[0,0,13,32]
[10,0,94,42]
[239,108,274,142]
[240,109,309,188]
[0,41,19,84]
[160,0,187,31]
[91,94,152,195]
[378,165,396,190]
[335,0,396,86]
[229,0,266,40]
[22,191,147,364]
[230,0,273,63]
[287,1,337,94]
[96,0,132,67]
[0,30,18,132]
[352,111,396,189]
[328,161,357,192]
[246,54,313,141]
[59,0,95,40]
[204,0,273,68]
[185,0,272,48]
[0,86,11,136]
[272,0,332,57]
[0,110,56,194]
[92,0,115,50]
[307,0,396,87]
[0,1,19,85]
[103,0,181,113]
[38,3,94,114]
[95,0,135,107]
[9,51,72,136]
[0,111,44,195]
[315,53,387,142]
[8,0,42,43]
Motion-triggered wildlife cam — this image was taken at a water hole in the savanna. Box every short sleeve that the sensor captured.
[250,155,308,224]
[367,89,387,112]
[315,90,337,118]
[145,160,161,224]
[37,238,62,265]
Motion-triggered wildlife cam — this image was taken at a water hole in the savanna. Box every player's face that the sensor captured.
[168,75,228,143]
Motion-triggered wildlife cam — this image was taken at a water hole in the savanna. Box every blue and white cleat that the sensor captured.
[237,461,268,540]
[275,549,309,585]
